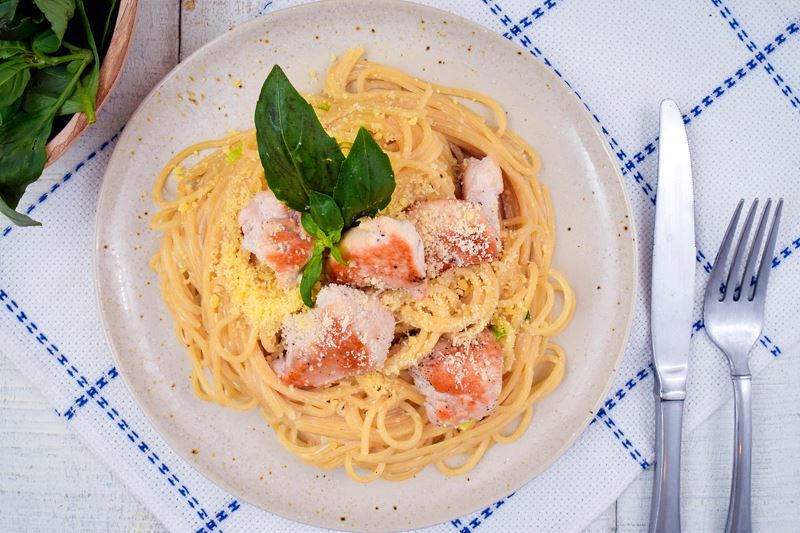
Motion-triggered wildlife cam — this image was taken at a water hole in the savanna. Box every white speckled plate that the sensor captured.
[94,1,636,531]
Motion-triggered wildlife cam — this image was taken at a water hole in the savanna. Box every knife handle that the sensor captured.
[649,398,684,533]
[726,376,752,533]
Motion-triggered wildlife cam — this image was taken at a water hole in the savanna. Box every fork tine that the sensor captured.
[740,199,772,301]
[707,199,744,302]
[726,199,758,301]
[752,198,783,305]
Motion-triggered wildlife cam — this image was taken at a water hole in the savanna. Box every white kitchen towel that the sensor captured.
[1,1,798,531]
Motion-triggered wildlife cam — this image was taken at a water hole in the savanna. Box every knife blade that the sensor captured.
[651,99,696,399]
[648,99,696,533]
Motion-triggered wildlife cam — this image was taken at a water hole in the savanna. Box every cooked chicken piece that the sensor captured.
[273,285,395,388]
[409,329,503,426]
[406,199,501,277]
[239,190,313,288]
[327,216,426,291]
[461,156,504,237]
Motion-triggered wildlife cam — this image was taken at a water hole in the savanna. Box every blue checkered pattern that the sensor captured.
[1,1,797,531]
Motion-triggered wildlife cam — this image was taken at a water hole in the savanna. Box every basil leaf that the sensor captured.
[32,28,59,54]
[99,0,117,54]
[32,0,75,43]
[299,246,324,308]
[254,64,344,212]
[69,0,97,122]
[0,189,39,226]
[0,14,44,40]
[0,39,27,58]
[0,0,18,29]
[0,57,30,107]
[0,99,20,126]
[0,109,52,185]
[308,190,343,237]
[329,243,347,266]
[300,211,324,239]
[0,108,53,224]
[23,63,82,115]
[333,127,395,227]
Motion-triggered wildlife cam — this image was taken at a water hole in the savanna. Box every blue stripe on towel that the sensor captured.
[0,287,216,527]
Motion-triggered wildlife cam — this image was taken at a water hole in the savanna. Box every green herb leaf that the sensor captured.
[32,0,75,43]
[31,28,59,54]
[524,310,531,321]
[308,190,343,237]
[333,127,395,227]
[99,0,117,54]
[316,102,330,112]
[0,39,27,58]
[69,0,97,123]
[0,14,45,40]
[0,99,19,126]
[328,243,348,266]
[300,193,346,302]
[299,246,324,308]
[0,0,19,29]
[457,420,475,431]
[23,63,84,115]
[300,211,323,239]
[0,110,52,184]
[254,64,344,212]
[0,191,39,225]
[489,324,508,341]
[225,141,243,163]
[0,57,30,107]
[0,108,53,224]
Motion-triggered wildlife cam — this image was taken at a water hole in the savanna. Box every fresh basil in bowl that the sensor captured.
[0,0,122,226]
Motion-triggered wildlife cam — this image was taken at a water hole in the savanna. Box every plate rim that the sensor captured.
[93,0,638,530]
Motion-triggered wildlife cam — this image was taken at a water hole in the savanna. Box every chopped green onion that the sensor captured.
[225,141,243,162]
[489,324,508,341]
[458,420,475,431]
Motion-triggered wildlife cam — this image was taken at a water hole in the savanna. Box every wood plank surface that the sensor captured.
[0,355,164,532]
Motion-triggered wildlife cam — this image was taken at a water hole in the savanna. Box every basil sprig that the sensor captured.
[254,65,395,307]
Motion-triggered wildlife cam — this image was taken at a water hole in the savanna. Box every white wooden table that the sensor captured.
[1,1,799,531]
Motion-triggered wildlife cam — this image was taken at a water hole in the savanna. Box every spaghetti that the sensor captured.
[150,48,575,482]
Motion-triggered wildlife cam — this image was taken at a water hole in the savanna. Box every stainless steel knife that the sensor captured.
[648,100,696,533]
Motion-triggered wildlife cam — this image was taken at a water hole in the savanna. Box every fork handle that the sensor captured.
[649,398,684,533]
[726,375,752,533]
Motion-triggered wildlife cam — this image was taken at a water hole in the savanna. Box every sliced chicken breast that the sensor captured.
[239,190,313,288]
[273,285,395,388]
[327,216,426,290]
[409,329,503,426]
[406,199,501,277]
[461,155,504,237]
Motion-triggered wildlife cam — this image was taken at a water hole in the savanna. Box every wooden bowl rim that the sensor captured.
[44,0,139,166]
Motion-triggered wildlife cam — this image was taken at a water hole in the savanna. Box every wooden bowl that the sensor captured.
[44,0,139,165]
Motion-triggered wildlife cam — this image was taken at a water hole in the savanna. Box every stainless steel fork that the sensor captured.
[703,198,783,533]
